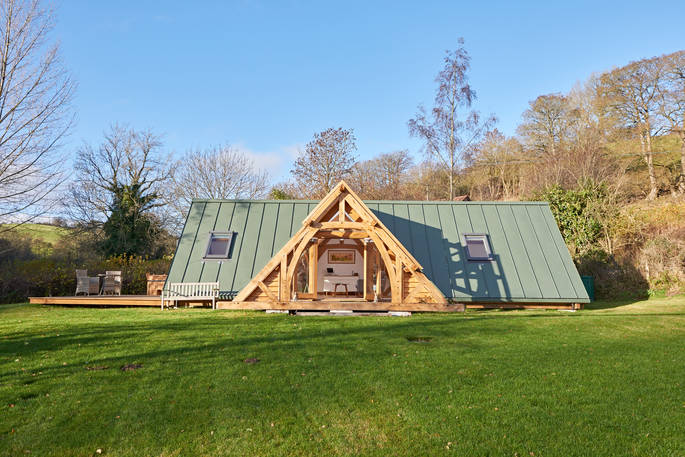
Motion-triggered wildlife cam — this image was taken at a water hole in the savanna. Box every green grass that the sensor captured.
[2,223,69,245]
[1,297,684,456]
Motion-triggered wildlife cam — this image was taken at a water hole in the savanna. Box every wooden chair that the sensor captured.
[102,270,122,295]
[75,270,99,295]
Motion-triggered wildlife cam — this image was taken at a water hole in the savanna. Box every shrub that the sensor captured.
[0,255,171,303]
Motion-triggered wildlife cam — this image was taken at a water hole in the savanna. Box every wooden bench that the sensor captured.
[161,282,220,310]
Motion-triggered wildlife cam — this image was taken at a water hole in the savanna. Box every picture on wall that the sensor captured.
[328,249,355,264]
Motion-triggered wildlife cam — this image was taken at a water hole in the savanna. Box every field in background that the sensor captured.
[1,296,683,456]
[1,223,69,253]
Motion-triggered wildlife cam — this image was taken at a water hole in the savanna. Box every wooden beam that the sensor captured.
[286,227,319,296]
[395,255,403,303]
[339,197,345,222]
[301,183,347,226]
[317,230,368,239]
[235,217,314,302]
[367,231,396,300]
[347,206,363,222]
[308,242,318,299]
[363,241,370,300]
[279,254,287,301]
[318,222,366,230]
[257,281,278,304]
[375,249,382,299]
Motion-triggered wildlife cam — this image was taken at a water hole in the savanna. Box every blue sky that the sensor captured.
[54,1,684,182]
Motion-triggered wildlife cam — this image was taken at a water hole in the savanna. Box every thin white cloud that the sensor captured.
[232,143,301,182]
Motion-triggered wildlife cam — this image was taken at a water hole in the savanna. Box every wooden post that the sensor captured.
[375,250,382,300]
[395,255,403,303]
[339,197,345,222]
[279,254,287,301]
[308,242,318,299]
[363,240,369,300]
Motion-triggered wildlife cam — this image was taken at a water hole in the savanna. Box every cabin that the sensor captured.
[164,181,590,312]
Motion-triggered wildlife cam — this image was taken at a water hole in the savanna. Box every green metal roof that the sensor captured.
[166,199,590,303]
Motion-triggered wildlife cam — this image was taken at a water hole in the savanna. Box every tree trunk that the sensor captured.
[640,129,658,200]
[449,167,454,200]
[679,130,685,194]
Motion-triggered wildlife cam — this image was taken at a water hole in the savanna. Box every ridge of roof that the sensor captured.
[189,199,550,206]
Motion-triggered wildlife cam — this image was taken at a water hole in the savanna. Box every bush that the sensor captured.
[575,249,649,299]
[0,255,171,303]
[535,180,608,256]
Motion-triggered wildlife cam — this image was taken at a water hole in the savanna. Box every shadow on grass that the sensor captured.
[0,312,497,381]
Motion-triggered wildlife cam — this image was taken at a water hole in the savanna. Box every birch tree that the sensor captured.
[0,0,74,227]
[408,38,495,200]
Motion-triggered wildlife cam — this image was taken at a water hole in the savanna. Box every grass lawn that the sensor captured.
[2,223,69,245]
[1,297,684,456]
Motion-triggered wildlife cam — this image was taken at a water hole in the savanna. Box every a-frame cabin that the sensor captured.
[165,180,590,311]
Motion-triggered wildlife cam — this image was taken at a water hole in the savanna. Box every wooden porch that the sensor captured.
[234,181,449,310]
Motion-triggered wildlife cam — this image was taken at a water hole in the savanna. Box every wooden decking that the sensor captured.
[29,295,581,311]
[29,295,161,307]
[219,299,465,312]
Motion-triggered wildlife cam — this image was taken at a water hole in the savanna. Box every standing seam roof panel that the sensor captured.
[421,204,453,297]
[481,205,523,299]
[216,202,251,294]
[166,201,205,284]
[495,205,542,299]
[201,202,236,283]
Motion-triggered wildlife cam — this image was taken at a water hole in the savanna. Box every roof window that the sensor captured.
[204,232,234,259]
[464,234,493,261]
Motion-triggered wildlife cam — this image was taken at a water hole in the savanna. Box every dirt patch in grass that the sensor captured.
[120,363,142,372]
[406,336,432,343]
[244,358,260,364]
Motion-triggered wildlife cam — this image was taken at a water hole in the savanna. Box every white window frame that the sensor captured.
[463,233,493,261]
[203,231,234,260]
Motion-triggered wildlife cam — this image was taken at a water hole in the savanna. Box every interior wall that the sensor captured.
[317,240,364,292]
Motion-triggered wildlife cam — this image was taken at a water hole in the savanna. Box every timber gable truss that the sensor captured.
[233,181,451,311]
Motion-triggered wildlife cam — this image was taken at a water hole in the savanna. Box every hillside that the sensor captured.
[0,223,71,256]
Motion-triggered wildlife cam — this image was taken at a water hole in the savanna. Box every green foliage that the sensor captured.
[269,188,294,200]
[0,255,171,303]
[536,181,607,256]
[99,183,162,257]
[1,300,684,456]
[575,249,649,299]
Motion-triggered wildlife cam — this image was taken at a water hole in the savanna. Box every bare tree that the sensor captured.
[658,50,685,193]
[599,56,667,199]
[0,0,74,228]
[68,125,173,255]
[408,38,496,200]
[518,94,574,158]
[350,150,413,199]
[468,130,523,200]
[168,144,270,229]
[291,127,357,198]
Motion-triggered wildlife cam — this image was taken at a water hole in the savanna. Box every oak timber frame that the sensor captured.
[234,180,449,311]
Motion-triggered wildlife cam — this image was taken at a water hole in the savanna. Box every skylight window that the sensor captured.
[204,232,234,259]
[463,234,493,261]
